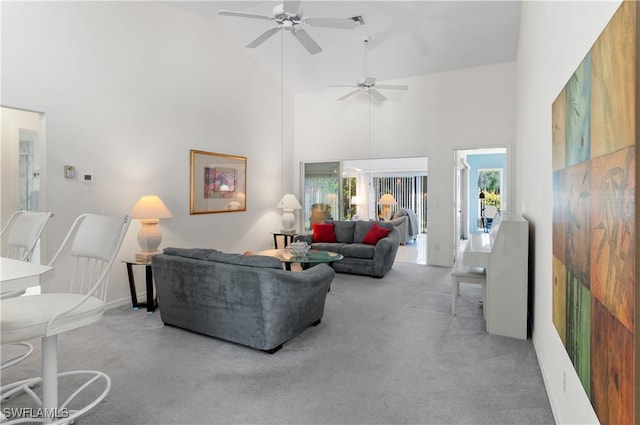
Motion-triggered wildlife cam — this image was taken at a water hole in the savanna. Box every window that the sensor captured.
[303,162,340,230]
[372,175,428,231]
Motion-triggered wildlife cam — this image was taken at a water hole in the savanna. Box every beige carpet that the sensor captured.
[1,262,554,424]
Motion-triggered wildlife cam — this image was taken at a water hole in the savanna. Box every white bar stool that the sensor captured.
[1,214,130,424]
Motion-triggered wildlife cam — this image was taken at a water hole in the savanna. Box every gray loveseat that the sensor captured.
[294,220,400,278]
[151,247,335,353]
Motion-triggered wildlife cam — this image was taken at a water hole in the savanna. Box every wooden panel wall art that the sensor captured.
[552,2,638,424]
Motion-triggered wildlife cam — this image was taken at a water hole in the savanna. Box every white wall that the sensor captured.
[1,2,294,303]
[516,1,622,423]
[294,62,517,266]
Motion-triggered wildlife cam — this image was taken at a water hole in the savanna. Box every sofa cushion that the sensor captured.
[339,243,375,259]
[313,223,337,243]
[325,220,355,243]
[163,247,218,260]
[353,221,393,243]
[310,243,346,254]
[362,223,392,245]
[206,252,282,269]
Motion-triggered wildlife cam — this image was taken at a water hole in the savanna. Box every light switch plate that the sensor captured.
[64,165,75,178]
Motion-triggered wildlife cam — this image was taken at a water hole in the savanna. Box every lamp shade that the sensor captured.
[131,195,173,219]
[378,194,397,206]
[276,194,302,210]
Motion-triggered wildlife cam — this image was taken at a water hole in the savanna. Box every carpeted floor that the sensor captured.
[1,262,554,425]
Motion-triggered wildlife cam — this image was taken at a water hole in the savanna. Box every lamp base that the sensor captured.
[281,210,296,232]
[279,229,296,235]
[136,251,159,263]
[382,205,392,221]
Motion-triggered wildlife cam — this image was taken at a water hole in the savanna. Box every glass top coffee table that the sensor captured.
[257,249,343,271]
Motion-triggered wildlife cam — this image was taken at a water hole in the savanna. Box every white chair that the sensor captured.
[0,213,130,424]
[451,240,486,317]
[451,262,486,317]
[1,210,54,263]
[1,211,53,370]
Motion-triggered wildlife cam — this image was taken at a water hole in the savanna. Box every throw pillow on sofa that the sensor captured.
[324,220,355,243]
[362,223,392,245]
[313,223,337,243]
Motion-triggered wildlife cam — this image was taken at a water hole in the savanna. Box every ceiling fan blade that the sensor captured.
[305,17,357,30]
[246,27,281,48]
[338,90,361,101]
[328,84,356,88]
[375,84,409,90]
[218,10,272,21]
[291,29,322,55]
[369,89,387,102]
[282,0,301,15]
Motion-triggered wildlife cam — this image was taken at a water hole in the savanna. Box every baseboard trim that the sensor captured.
[105,295,138,311]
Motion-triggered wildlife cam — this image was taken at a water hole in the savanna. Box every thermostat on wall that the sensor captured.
[80,172,93,183]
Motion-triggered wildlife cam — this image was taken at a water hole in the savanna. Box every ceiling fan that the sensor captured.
[330,38,409,102]
[218,1,359,55]
[331,76,409,102]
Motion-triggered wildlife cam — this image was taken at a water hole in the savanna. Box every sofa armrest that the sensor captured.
[370,227,401,277]
[373,234,396,257]
[389,215,409,245]
[389,215,406,226]
[258,264,335,348]
[261,263,334,293]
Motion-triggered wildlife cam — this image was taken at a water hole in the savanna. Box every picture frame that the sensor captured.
[190,149,246,214]
[551,2,638,423]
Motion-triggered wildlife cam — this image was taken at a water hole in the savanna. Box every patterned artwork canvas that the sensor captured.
[551,2,637,424]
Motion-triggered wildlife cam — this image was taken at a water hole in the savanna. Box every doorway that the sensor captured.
[301,156,428,264]
[1,106,46,265]
[453,147,507,259]
[18,129,41,212]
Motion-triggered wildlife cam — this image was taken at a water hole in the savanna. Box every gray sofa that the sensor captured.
[294,220,400,278]
[390,208,419,245]
[151,247,335,353]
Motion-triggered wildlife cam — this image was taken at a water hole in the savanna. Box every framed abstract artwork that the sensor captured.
[190,149,246,214]
[551,2,638,424]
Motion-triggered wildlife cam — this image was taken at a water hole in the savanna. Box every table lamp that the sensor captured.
[277,194,302,233]
[378,194,397,221]
[131,195,173,262]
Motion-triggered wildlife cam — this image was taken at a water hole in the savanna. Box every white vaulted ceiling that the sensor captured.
[165,1,522,93]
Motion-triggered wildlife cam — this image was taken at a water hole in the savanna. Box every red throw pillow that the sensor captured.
[362,223,391,245]
[313,223,337,243]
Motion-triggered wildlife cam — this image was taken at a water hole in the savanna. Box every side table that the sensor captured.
[123,260,157,314]
[272,232,297,249]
